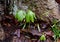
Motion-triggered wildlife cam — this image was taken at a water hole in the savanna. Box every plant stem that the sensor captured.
[37,24,41,32]
[22,23,26,29]
[55,37,58,42]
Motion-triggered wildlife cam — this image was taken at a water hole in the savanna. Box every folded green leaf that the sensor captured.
[15,10,36,23]
[26,13,30,23]
[40,35,46,41]
[26,10,36,23]
[15,10,26,21]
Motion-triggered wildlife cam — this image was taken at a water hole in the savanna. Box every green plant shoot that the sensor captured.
[25,10,36,23]
[15,10,26,21]
[40,34,46,41]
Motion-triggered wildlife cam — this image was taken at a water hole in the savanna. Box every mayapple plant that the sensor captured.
[15,10,36,23]
[14,10,36,29]
[15,10,26,22]
[26,10,36,23]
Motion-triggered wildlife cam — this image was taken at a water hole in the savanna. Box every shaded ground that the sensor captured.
[0,0,60,42]
[0,14,54,42]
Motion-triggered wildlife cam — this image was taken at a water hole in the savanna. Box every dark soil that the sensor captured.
[0,14,54,42]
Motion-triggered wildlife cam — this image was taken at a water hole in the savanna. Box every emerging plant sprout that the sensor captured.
[40,34,46,41]
[26,10,36,23]
[15,10,36,22]
[15,10,36,29]
[15,10,26,21]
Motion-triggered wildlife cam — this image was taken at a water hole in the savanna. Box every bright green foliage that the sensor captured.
[15,10,36,29]
[51,18,60,40]
[15,10,36,23]
[15,10,26,21]
[25,10,36,23]
[51,24,60,39]
[40,34,46,41]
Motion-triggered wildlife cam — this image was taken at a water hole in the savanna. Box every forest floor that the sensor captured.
[0,14,60,42]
